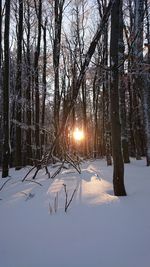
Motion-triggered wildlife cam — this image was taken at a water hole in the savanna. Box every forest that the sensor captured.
[0,0,150,197]
[0,1,150,267]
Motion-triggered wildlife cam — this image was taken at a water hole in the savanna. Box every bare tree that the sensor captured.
[2,0,11,177]
[110,0,126,196]
[25,0,32,165]
[34,0,42,160]
[0,0,2,85]
[0,0,2,166]
[133,0,150,165]
[41,18,47,154]
[118,0,130,163]
[53,0,65,156]
[15,0,24,170]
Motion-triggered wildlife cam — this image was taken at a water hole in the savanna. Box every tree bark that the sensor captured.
[15,0,23,170]
[34,0,42,160]
[118,0,130,163]
[0,0,2,74]
[26,0,32,165]
[2,0,11,177]
[134,0,150,165]
[0,0,2,166]
[53,0,65,156]
[41,19,47,154]
[110,0,126,196]
[103,19,112,165]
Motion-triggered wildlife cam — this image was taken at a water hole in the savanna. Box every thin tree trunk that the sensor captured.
[0,0,2,77]
[2,0,11,177]
[103,19,112,165]
[26,0,32,165]
[34,0,42,160]
[15,0,23,170]
[53,0,65,156]
[128,69,136,156]
[93,68,99,158]
[145,0,150,63]
[0,0,2,166]
[134,0,150,165]
[118,0,130,163]
[76,1,88,157]
[41,19,47,154]
[81,77,88,156]
[131,0,144,160]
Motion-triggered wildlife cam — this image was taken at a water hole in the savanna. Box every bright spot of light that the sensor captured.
[73,128,84,141]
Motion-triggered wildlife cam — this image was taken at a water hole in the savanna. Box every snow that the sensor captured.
[0,158,150,267]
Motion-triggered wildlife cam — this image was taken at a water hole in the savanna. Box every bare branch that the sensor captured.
[0,178,11,191]
[63,183,77,212]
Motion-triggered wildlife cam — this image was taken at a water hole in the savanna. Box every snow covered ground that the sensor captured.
[0,158,150,267]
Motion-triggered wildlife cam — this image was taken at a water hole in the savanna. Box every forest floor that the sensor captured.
[0,158,150,267]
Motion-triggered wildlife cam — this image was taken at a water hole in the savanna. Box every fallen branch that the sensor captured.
[32,165,41,179]
[22,166,36,182]
[63,183,77,212]
[51,160,65,179]
[45,166,50,178]
[65,153,81,174]
[0,178,11,191]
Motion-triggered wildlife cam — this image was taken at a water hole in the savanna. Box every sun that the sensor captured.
[73,128,84,141]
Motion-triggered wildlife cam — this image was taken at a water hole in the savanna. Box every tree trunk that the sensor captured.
[0,0,2,166]
[103,20,112,165]
[0,0,2,80]
[53,0,65,156]
[118,0,130,163]
[26,0,32,165]
[34,0,42,160]
[93,68,99,158]
[143,0,150,165]
[145,0,150,63]
[15,0,23,170]
[134,0,150,165]
[41,19,47,154]
[81,77,88,156]
[110,0,126,196]
[2,0,11,177]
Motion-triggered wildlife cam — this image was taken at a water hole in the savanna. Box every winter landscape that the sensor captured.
[0,0,150,266]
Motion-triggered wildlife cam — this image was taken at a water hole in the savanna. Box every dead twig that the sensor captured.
[0,178,11,191]
[22,152,51,181]
[45,166,50,178]
[32,166,41,179]
[22,166,36,182]
[63,183,77,212]
[65,153,81,174]
[51,160,65,179]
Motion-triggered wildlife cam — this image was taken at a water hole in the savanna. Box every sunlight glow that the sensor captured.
[73,128,84,141]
